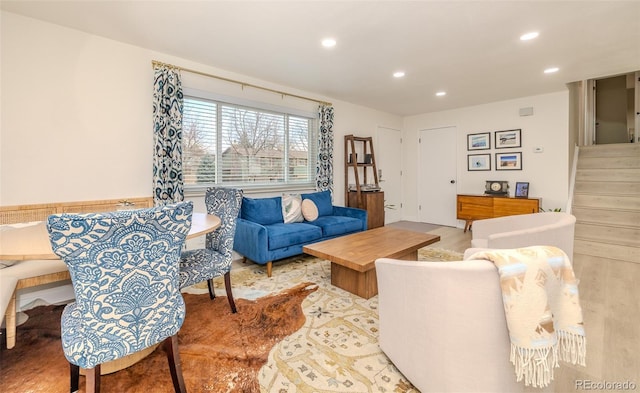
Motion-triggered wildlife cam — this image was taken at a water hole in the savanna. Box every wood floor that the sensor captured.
[411,222,640,392]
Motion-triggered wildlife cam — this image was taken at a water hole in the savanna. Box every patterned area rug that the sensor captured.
[190,247,464,393]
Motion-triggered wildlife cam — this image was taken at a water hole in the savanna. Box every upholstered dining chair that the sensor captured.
[46,201,193,393]
[178,187,243,313]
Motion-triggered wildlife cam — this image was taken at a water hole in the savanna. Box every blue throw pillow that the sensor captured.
[301,190,333,217]
[241,196,284,225]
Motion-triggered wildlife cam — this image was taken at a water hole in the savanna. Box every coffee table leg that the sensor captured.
[396,250,419,261]
[331,263,378,299]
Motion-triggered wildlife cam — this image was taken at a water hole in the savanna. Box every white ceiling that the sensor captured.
[2,1,640,116]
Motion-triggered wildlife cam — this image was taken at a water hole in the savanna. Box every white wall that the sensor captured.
[403,91,570,224]
[1,11,573,224]
[0,11,402,209]
[0,11,402,309]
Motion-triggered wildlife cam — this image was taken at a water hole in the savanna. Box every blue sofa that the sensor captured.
[233,190,367,276]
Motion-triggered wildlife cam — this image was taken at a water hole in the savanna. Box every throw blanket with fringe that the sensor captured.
[470,246,586,388]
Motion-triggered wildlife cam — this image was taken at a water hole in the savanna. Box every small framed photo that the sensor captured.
[468,154,491,171]
[467,132,490,151]
[496,152,522,170]
[495,129,521,149]
[515,182,529,198]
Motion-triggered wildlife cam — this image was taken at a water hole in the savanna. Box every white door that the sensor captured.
[376,126,402,223]
[419,127,457,226]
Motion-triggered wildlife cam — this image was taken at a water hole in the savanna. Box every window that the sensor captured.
[182,96,317,190]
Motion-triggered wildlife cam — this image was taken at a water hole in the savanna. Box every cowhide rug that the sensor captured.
[0,282,318,393]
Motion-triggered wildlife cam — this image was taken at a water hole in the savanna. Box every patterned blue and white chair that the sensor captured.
[179,187,243,313]
[46,202,193,393]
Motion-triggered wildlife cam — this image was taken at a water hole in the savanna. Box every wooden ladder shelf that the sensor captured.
[344,135,384,229]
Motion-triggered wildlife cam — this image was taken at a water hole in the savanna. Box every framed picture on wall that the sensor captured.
[467,132,490,150]
[468,154,491,171]
[495,152,522,170]
[495,129,521,149]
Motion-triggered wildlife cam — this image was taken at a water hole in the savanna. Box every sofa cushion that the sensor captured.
[301,190,333,217]
[282,193,304,223]
[241,196,284,225]
[266,223,322,250]
[308,216,363,237]
[301,199,319,222]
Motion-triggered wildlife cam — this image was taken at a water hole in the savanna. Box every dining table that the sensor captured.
[0,212,221,261]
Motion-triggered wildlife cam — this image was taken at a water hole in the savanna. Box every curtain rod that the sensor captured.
[152,60,332,106]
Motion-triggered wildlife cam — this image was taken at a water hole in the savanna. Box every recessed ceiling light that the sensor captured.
[520,31,539,41]
[393,71,405,78]
[544,67,559,74]
[436,91,446,97]
[321,38,336,48]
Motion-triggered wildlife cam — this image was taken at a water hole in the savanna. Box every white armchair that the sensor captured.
[469,212,576,260]
[375,257,524,393]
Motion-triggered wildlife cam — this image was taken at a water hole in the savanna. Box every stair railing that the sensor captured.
[566,144,579,214]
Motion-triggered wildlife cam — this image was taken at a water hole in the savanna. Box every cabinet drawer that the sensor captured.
[457,195,493,220]
[493,198,539,217]
[457,195,493,207]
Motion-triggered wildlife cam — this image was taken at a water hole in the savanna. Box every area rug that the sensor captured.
[200,247,465,393]
[0,282,317,393]
[418,247,464,262]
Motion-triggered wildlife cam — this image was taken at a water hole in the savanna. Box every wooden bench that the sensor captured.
[0,197,153,349]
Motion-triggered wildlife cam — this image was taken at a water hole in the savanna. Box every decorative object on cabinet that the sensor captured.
[495,129,521,148]
[515,182,530,198]
[468,154,491,171]
[495,152,522,170]
[456,194,540,232]
[467,132,491,150]
[344,135,384,229]
[484,180,509,195]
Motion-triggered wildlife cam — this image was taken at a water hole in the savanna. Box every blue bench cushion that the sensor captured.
[241,196,284,225]
[308,216,363,237]
[267,223,322,250]
[301,190,333,217]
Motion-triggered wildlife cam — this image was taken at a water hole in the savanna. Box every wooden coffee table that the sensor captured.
[303,227,440,299]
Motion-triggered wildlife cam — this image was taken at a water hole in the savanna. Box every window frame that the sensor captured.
[182,88,318,195]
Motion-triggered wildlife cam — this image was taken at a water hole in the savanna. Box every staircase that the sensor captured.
[572,143,640,264]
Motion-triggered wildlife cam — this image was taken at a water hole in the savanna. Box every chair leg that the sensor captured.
[84,364,100,393]
[164,334,187,393]
[70,363,80,393]
[266,261,273,278]
[224,271,237,313]
[206,279,216,300]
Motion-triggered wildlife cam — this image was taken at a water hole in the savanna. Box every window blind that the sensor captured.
[183,96,316,189]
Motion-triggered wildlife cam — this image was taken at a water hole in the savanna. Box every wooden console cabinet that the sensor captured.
[348,191,384,229]
[456,194,540,232]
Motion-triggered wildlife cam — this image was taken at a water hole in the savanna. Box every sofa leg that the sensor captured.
[242,256,248,264]
[266,261,272,278]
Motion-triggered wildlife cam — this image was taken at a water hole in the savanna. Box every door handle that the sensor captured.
[450,180,456,184]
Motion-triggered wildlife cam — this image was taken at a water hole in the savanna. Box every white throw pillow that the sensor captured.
[282,193,304,223]
[301,199,319,222]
